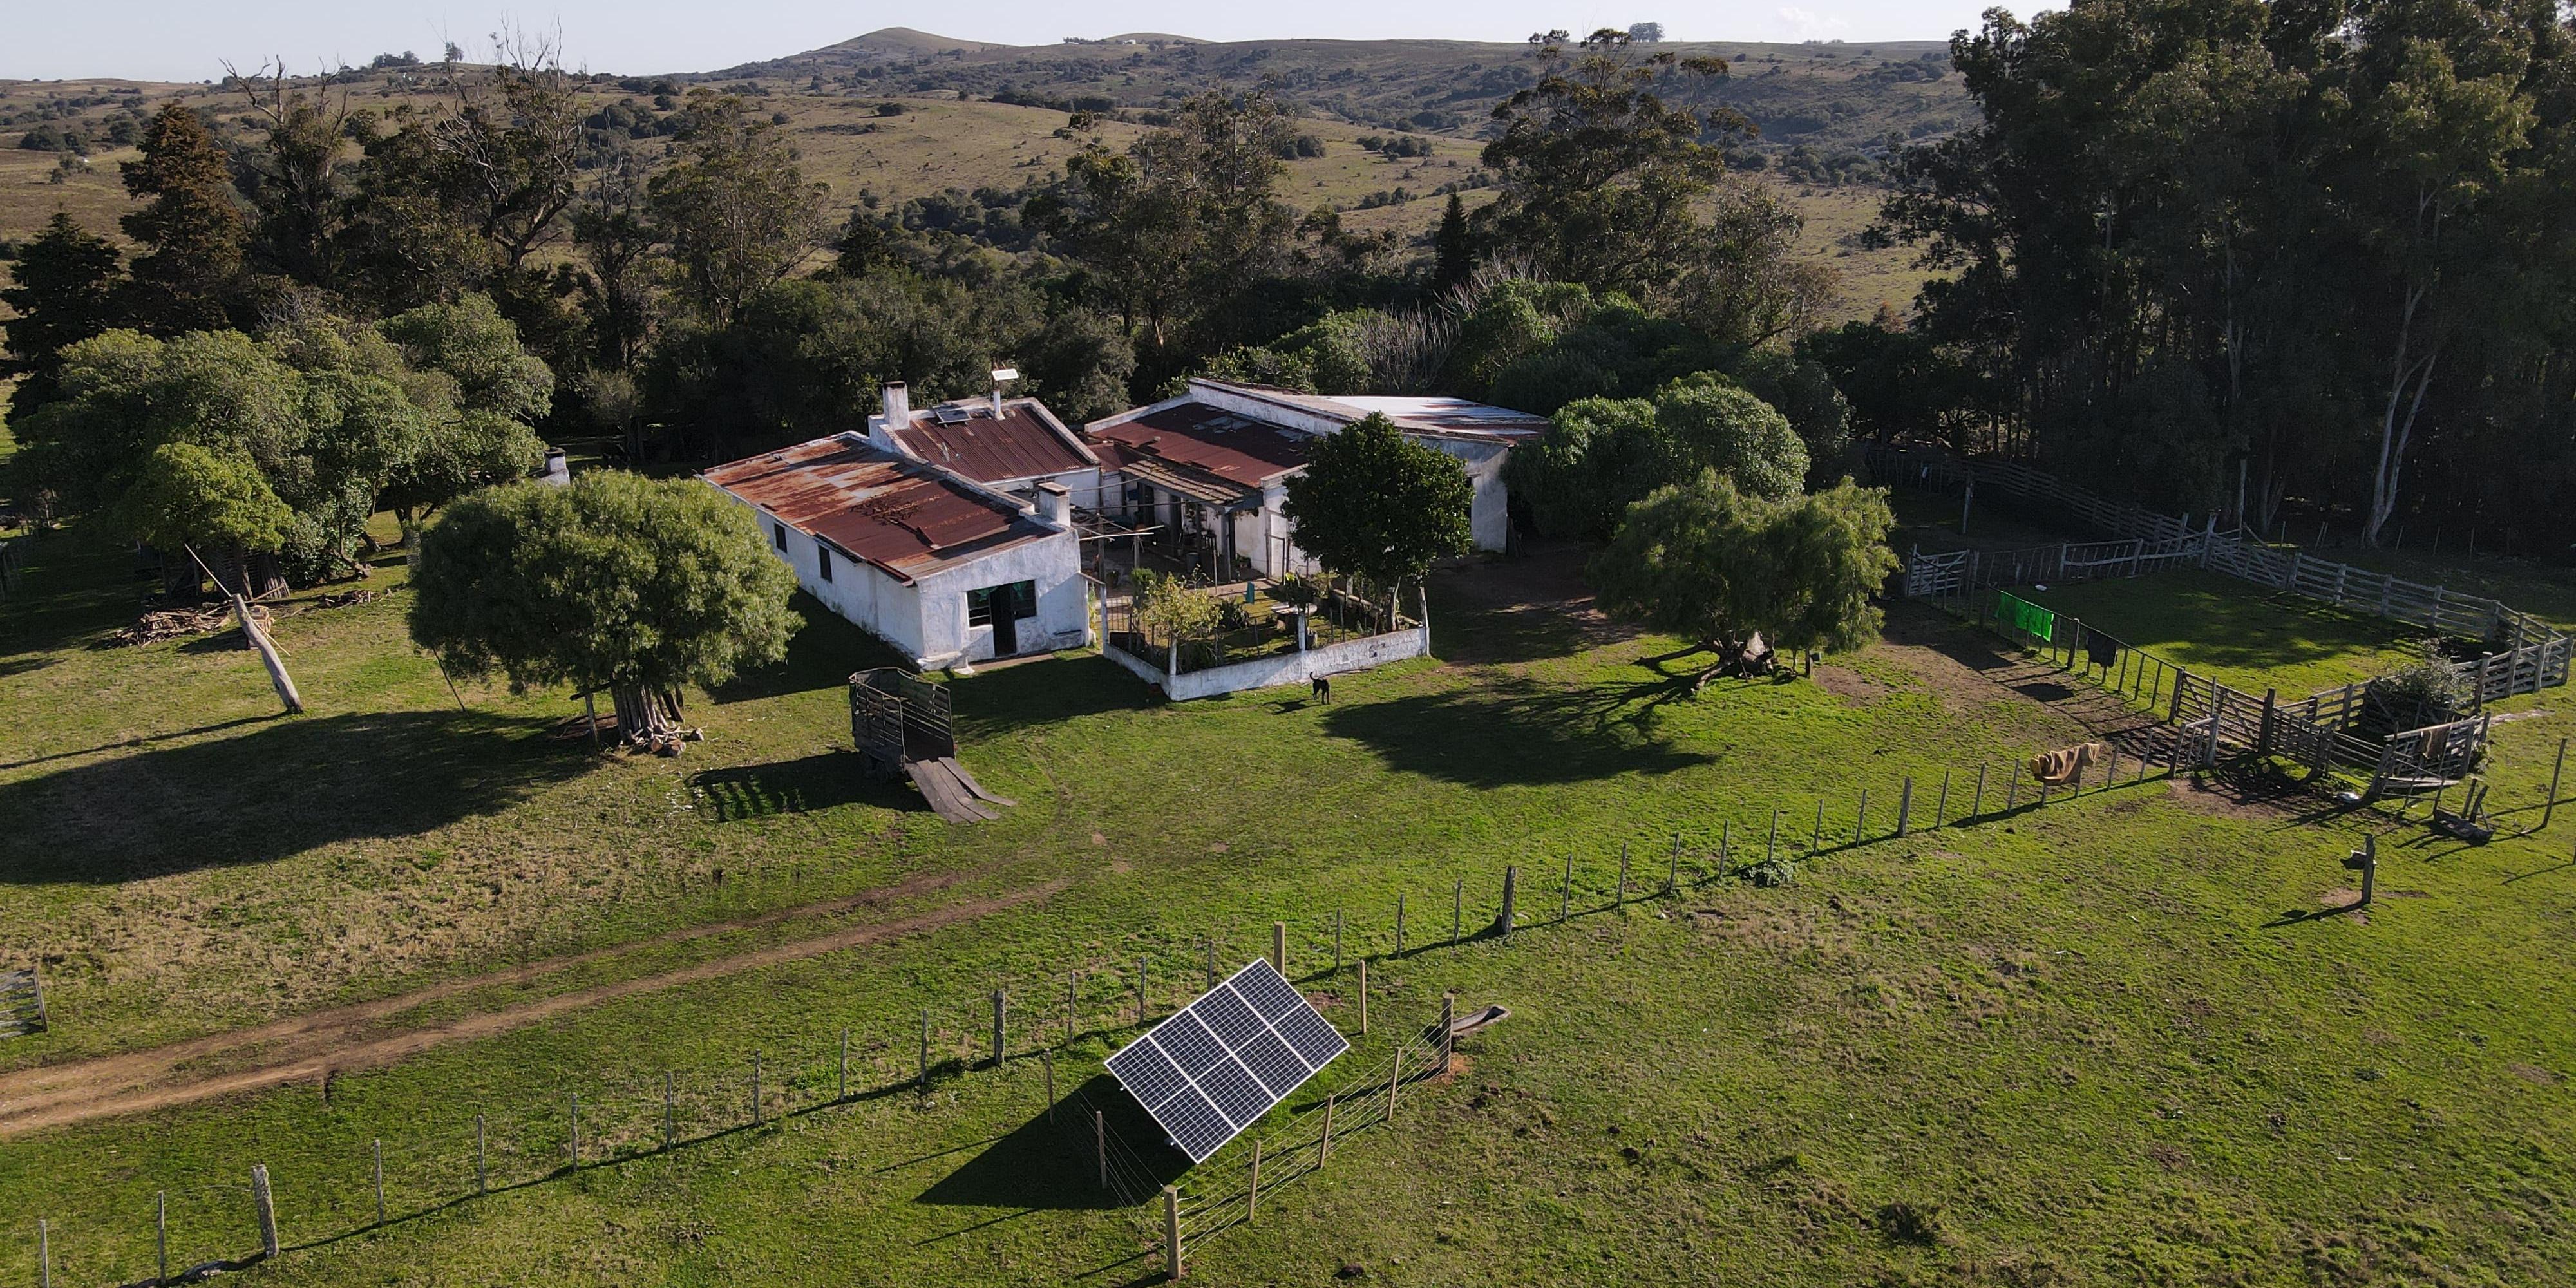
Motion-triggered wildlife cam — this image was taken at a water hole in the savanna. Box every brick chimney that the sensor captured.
[1036,480,1071,529]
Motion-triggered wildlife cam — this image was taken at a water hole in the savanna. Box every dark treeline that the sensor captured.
[1850,0,2576,549]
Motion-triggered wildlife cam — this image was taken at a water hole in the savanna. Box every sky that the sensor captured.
[5,1,2042,84]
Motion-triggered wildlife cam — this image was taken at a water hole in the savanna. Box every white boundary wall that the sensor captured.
[1106,627,1430,701]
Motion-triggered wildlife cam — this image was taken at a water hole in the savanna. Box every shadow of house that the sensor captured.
[707,591,915,705]
[948,655,1153,738]
[1320,672,1712,787]
[915,1074,1187,1212]
[0,711,589,883]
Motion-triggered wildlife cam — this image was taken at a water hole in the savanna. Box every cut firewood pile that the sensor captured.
[108,589,383,647]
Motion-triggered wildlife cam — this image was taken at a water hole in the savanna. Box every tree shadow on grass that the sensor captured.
[706,591,914,705]
[950,655,1155,739]
[0,710,589,882]
[1320,670,1713,787]
[915,1073,1185,1213]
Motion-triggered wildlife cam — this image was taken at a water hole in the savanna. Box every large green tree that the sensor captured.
[408,471,801,745]
[1507,372,1809,540]
[1281,413,1473,596]
[649,92,828,326]
[1589,472,1898,688]
[119,103,247,332]
[1,213,122,415]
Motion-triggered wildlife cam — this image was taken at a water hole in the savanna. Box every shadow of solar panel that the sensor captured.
[1195,987,1267,1048]
[1231,963,1307,1019]
[1159,1086,1234,1162]
[1196,1058,1273,1126]
[1274,1005,1350,1066]
[1156,1012,1227,1075]
[1236,1029,1309,1095]
[1104,1039,1188,1109]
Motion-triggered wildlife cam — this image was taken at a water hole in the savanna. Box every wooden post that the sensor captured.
[1719,820,1731,873]
[1496,865,1517,936]
[1387,1046,1403,1121]
[920,1010,931,1090]
[1973,764,1987,818]
[1810,799,1824,854]
[2104,747,2120,792]
[2006,773,2019,812]
[1095,1110,1108,1190]
[374,1137,386,1226]
[1321,1093,1336,1166]
[1855,787,1869,843]
[1935,772,1950,828]
[1767,809,1779,864]
[747,1057,759,1126]
[2260,688,2278,754]
[1897,778,1913,837]
[1164,1184,1184,1280]
[838,1028,849,1100]
[1273,922,1287,974]
[2546,737,2567,829]
[1334,911,1343,972]
[1616,842,1629,905]
[158,1190,169,1286]
[1068,972,1079,1042]
[1357,958,1368,1035]
[1136,960,1148,1025]
[1439,992,1455,1073]
[1560,853,1573,922]
[37,1218,47,1288]
[251,1163,279,1259]
[661,1073,673,1151]
[992,990,1007,1068]
[1206,940,1217,991]
[2171,668,2190,724]
[1396,894,1406,956]
[1248,1138,1262,1223]
[1451,880,1463,944]
[1041,1050,1056,1122]
[481,1111,492,1187]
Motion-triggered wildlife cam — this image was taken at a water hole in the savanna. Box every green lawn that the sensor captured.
[3,521,2574,1286]
[2017,570,2427,699]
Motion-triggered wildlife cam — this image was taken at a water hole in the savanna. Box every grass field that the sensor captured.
[2018,571,2425,698]
[3,500,2574,1285]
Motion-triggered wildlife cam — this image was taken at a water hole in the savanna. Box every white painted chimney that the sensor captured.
[873,382,911,450]
[539,448,571,486]
[1036,480,1071,529]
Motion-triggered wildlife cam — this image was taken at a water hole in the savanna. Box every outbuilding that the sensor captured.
[700,432,1092,670]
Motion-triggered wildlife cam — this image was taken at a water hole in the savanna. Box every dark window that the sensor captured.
[773,522,787,550]
[968,579,1035,626]
[817,543,834,582]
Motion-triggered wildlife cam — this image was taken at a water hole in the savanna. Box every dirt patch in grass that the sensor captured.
[2166,773,2300,820]
[1434,545,1634,665]
[1811,665,1889,706]
[0,875,1069,1137]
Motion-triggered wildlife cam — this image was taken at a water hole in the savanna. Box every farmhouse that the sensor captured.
[1084,377,1547,576]
[867,382,1101,499]
[700,433,1092,670]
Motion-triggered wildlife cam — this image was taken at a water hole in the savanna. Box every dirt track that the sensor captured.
[0,873,1068,1137]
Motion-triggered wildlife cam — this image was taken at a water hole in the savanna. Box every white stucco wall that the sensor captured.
[1105,625,1431,701]
[1415,438,1511,553]
[913,530,1092,667]
[728,497,929,661]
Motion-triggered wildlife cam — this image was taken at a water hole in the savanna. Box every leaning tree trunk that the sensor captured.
[232,592,305,715]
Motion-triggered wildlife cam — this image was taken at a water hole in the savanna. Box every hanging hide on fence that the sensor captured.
[1738,630,1774,676]
[2084,632,2119,670]
[2027,741,2111,786]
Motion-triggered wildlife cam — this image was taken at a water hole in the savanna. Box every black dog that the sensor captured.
[1312,673,1332,703]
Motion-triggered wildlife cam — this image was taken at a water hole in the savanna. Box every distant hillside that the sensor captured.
[712,28,1971,159]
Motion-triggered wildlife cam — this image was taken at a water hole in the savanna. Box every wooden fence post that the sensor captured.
[1321,1094,1336,1166]
[1615,843,1629,905]
[1357,958,1368,1035]
[1855,788,1869,843]
[1897,777,1913,837]
[1440,992,1455,1073]
[1767,809,1779,864]
[157,1190,169,1286]
[1206,940,1217,992]
[373,1137,386,1226]
[1666,834,1681,893]
[1935,772,1951,828]
[2259,688,2278,755]
[992,990,1007,1068]
[1810,800,1824,854]
[1248,1139,1262,1224]
[746,1059,757,1127]
[37,1217,47,1288]
[1334,912,1344,972]
[919,1010,931,1090]
[1041,1050,1056,1122]
[2171,668,2190,724]
[2546,737,2566,829]
[1496,865,1517,936]
[1068,972,1079,1043]
[1136,960,1149,1025]
[1451,881,1463,943]
[1972,764,1987,819]
[1388,1047,1403,1121]
[839,1028,849,1101]
[1095,1110,1108,1190]
[1273,922,1287,974]
[1719,820,1731,873]
[1560,854,1573,922]
[251,1163,279,1259]
[1164,1184,1184,1280]
[1396,895,1406,956]
[481,1111,493,1187]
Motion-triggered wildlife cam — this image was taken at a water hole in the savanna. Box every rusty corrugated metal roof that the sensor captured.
[699,434,1054,585]
[887,397,1097,484]
[1087,403,1311,489]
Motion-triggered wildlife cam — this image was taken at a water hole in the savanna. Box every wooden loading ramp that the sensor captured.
[904,755,1018,824]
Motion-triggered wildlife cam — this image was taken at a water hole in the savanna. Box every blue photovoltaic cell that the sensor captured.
[1235,1030,1308,1095]
[1274,1005,1351,1066]
[1104,1039,1188,1110]
[1157,1086,1234,1160]
[1231,965,1307,1019]
[1155,1012,1227,1075]
[1195,1058,1272,1126]
[1104,958,1352,1164]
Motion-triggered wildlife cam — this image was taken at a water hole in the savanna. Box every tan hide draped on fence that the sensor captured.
[2028,742,2110,786]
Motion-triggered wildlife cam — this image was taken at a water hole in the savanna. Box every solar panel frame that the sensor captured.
[1103,959,1352,1163]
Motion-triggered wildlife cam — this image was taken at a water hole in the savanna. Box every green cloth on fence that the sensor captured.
[1996,591,2055,643]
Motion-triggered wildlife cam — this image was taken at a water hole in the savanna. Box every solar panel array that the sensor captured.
[1104,959,1350,1162]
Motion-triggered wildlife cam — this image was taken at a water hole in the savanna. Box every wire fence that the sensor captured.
[17,734,2385,1285]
